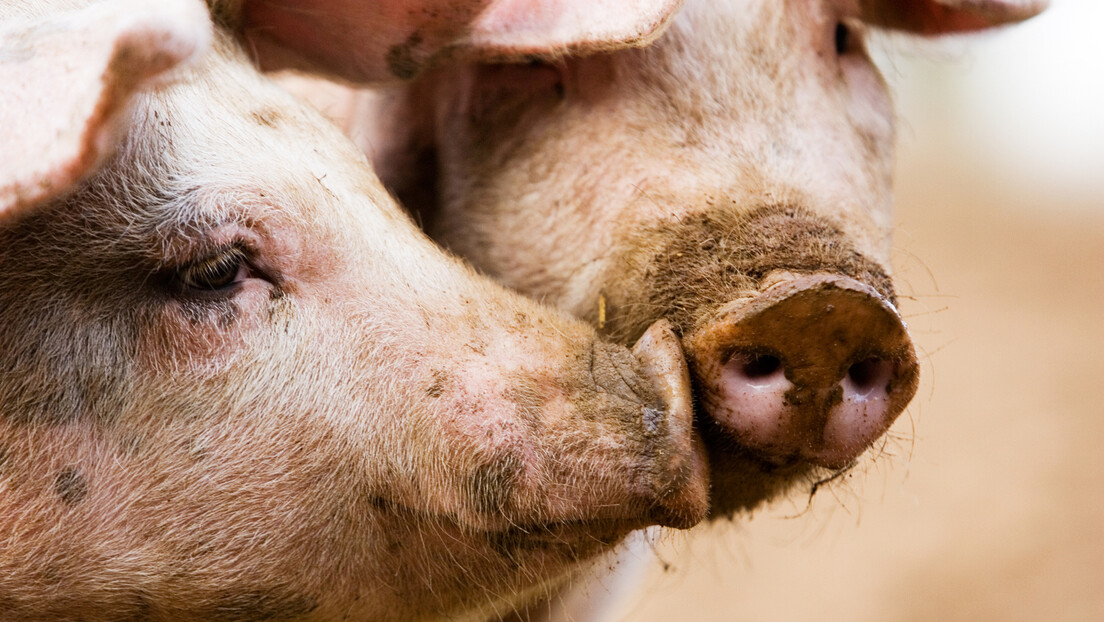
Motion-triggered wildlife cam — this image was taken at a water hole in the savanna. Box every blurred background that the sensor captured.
[623,0,1104,620]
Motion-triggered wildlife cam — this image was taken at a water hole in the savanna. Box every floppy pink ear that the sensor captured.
[239,0,683,82]
[0,0,210,221]
[862,0,1049,35]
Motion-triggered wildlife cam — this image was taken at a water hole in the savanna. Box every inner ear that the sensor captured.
[861,0,1049,35]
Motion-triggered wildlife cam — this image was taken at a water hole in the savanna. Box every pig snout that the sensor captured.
[686,273,919,469]
[416,316,706,535]
[631,319,709,528]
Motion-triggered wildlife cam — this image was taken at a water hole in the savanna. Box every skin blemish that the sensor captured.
[54,467,89,506]
[465,453,523,515]
[386,31,424,80]
[425,369,448,398]
[249,107,285,129]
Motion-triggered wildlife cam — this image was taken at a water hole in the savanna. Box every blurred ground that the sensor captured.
[617,15,1104,621]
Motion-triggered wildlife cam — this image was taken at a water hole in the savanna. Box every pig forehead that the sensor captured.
[113,58,386,233]
[624,0,860,86]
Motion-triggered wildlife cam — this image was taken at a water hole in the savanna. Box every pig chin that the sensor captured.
[594,204,919,517]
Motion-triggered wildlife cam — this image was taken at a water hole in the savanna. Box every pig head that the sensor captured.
[0,1,709,620]
[354,0,1047,515]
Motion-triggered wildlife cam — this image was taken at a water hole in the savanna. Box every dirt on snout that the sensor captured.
[618,139,1104,622]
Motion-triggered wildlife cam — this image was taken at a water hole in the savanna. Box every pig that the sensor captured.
[0,0,714,620]
[348,0,1047,516]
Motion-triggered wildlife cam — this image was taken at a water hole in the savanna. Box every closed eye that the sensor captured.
[834,19,866,57]
[177,244,250,292]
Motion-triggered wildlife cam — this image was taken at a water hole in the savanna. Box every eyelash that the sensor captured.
[177,244,249,292]
[833,19,866,57]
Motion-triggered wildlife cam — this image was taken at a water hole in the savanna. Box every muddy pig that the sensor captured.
[0,1,709,620]
[350,0,1047,515]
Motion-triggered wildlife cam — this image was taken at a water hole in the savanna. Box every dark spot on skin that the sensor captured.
[180,301,206,326]
[386,31,424,79]
[249,107,285,129]
[425,369,449,398]
[466,453,523,515]
[198,589,317,622]
[54,467,88,506]
[180,299,239,328]
[366,494,394,512]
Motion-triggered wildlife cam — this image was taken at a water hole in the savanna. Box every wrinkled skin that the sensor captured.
[352,0,1044,516]
[0,2,707,620]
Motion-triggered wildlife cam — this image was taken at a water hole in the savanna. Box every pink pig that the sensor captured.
[0,1,710,620]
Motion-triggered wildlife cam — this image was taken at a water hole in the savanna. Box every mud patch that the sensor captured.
[249,107,285,129]
[596,204,895,344]
[425,369,450,398]
[54,467,89,506]
[386,32,424,80]
[465,453,523,515]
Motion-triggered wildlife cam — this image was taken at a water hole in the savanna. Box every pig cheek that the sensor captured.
[423,363,540,520]
[137,283,279,372]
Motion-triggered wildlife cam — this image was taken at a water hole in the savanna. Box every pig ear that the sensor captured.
[862,0,1049,35]
[463,0,684,59]
[238,0,683,82]
[0,0,211,222]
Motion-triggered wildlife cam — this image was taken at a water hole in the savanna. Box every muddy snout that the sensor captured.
[686,273,919,469]
[631,319,709,528]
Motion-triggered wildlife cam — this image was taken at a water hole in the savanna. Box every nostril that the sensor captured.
[741,354,781,379]
[845,357,893,396]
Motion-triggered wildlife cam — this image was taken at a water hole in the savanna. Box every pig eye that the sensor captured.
[177,246,249,292]
[833,20,865,57]
[834,22,852,55]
